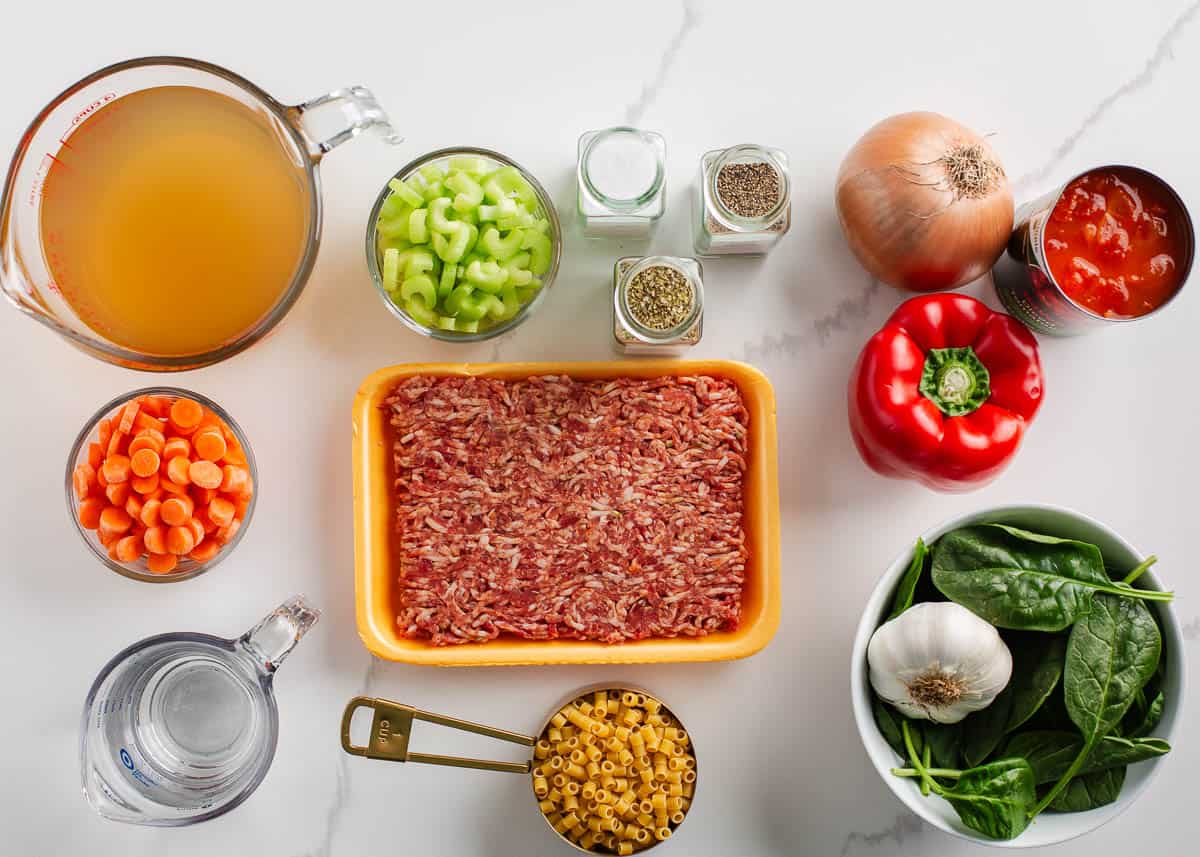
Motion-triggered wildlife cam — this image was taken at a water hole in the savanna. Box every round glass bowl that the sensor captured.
[366,147,562,342]
[65,387,258,583]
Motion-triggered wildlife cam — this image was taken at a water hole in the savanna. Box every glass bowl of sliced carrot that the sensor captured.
[66,387,257,583]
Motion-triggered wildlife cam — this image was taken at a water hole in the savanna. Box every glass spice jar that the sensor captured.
[693,143,791,255]
[578,127,666,239]
[613,255,703,355]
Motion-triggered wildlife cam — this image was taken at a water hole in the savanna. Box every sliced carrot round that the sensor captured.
[105,481,131,506]
[99,505,133,536]
[131,473,160,495]
[162,437,190,460]
[189,460,223,490]
[129,431,165,455]
[219,464,248,494]
[159,479,187,497]
[73,463,97,499]
[217,516,242,545]
[143,525,167,554]
[207,496,236,528]
[124,494,144,521]
[147,552,178,574]
[97,417,113,450]
[169,398,204,430]
[187,516,206,545]
[87,442,104,469]
[166,455,192,486]
[130,448,160,478]
[166,525,196,556]
[140,498,162,527]
[193,428,227,462]
[160,496,194,527]
[115,535,143,563]
[102,455,131,484]
[78,496,105,530]
[188,540,220,563]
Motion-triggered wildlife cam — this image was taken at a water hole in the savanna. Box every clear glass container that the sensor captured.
[578,127,666,238]
[66,386,258,583]
[613,255,703,355]
[693,144,791,256]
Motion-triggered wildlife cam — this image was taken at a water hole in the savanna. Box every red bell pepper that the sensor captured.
[848,294,1044,491]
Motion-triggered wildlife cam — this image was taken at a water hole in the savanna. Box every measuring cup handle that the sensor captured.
[238,595,321,673]
[287,86,402,157]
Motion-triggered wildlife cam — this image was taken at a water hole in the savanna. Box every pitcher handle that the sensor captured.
[288,86,402,156]
[239,595,321,673]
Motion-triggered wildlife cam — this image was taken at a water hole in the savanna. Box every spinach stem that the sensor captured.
[1029,739,1093,818]
[891,767,962,780]
[1122,555,1158,585]
[901,722,939,796]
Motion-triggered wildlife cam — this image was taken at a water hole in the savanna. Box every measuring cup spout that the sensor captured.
[238,595,320,673]
[286,86,402,158]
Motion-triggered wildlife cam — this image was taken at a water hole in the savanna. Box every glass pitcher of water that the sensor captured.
[80,596,319,826]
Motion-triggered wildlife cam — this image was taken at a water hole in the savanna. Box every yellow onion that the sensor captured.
[835,112,1013,292]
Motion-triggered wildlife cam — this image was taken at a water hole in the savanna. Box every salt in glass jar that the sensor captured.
[578,127,666,238]
[694,144,791,255]
[613,255,703,355]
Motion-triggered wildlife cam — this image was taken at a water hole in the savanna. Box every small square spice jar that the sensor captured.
[613,256,704,355]
[578,127,667,239]
[693,144,791,255]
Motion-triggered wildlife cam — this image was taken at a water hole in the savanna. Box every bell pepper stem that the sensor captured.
[919,346,991,417]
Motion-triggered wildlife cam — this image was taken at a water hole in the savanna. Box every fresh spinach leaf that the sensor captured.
[940,759,1036,840]
[873,696,908,759]
[1032,594,1161,816]
[1047,766,1126,813]
[961,686,1013,767]
[923,721,962,770]
[1127,691,1165,739]
[1005,634,1067,733]
[1001,731,1170,784]
[887,538,927,620]
[931,525,1172,631]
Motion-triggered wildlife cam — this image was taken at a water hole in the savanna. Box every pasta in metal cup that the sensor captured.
[341,686,697,854]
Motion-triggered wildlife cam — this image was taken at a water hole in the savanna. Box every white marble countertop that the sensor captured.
[2,1,1198,854]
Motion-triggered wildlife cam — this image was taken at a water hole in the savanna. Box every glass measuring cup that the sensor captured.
[0,56,400,371]
[341,686,698,853]
[81,596,319,825]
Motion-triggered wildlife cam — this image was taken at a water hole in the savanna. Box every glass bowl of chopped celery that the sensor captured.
[366,148,561,341]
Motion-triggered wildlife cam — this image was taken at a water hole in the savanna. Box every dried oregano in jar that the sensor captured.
[613,256,704,354]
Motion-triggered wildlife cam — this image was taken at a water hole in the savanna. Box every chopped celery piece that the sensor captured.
[399,275,437,308]
[455,318,479,333]
[451,288,493,321]
[465,259,509,292]
[408,208,429,244]
[446,171,484,212]
[421,180,444,202]
[507,267,533,287]
[497,211,537,231]
[405,249,435,279]
[482,166,537,207]
[404,295,438,327]
[432,223,471,263]
[428,197,458,234]
[378,237,412,255]
[439,264,458,300]
[380,194,407,219]
[382,248,401,291]
[522,231,553,275]
[444,282,474,316]
[463,223,479,255]
[419,163,446,184]
[480,227,524,262]
[375,214,410,240]
[388,178,425,208]
[489,286,521,321]
[448,156,490,176]
[452,206,479,225]
[532,217,550,234]
[437,316,458,332]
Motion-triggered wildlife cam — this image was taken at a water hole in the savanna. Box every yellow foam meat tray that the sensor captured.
[353,360,781,665]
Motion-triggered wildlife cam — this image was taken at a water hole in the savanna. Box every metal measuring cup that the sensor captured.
[341,685,697,853]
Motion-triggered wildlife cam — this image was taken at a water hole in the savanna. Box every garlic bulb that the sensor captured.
[868,602,1012,724]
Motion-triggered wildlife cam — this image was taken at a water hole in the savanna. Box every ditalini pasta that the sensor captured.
[533,690,696,853]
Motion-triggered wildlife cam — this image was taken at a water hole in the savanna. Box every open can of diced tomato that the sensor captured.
[992,165,1194,335]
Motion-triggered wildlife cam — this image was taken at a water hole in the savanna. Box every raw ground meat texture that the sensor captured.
[384,374,750,645]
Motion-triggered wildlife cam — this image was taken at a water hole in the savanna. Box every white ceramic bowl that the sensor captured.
[850,504,1185,848]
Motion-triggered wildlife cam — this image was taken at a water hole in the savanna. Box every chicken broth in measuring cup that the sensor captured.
[39,85,312,357]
